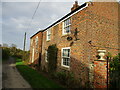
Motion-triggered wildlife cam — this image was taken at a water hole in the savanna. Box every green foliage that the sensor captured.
[107,52,112,58]
[47,44,58,73]
[53,71,74,87]
[23,50,30,64]
[2,46,29,62]
[16,60,63,88]
[2,47,10,60]
[110,53,120,71]
[110,53,120,88]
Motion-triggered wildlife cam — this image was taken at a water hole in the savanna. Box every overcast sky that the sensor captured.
[1,0,119,50]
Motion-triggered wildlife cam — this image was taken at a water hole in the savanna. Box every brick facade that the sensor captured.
[30,31,43,65]
[30,2,120,88]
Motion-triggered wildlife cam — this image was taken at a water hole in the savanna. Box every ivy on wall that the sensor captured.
[47,44,58,73]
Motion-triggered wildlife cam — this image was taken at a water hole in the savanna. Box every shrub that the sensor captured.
[53,71,74,87]
[47,44,58,73]
[2,47,10,60]
[109,53,120,88]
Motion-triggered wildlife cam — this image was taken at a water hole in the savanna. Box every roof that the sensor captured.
[30,2,87,39]
[43,2,87,31]
[30,29,44,38]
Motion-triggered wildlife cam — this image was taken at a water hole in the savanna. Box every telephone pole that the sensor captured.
[23,32,26,61]
[23,32,26,51]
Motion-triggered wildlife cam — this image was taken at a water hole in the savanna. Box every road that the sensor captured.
[2,57,32,89]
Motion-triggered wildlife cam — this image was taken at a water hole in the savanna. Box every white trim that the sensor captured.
[43,3,88,32]
[62,22,64,35]
[32,47,34,63]
[61,47,71,68]
[45,50,48,62]
[35,36,38,48]
[62,18,71,35]
[46,28,51,41]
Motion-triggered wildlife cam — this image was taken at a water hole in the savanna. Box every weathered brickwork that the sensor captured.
[30,2,120,88]
[30,31,42,65]
[94,60,108,88]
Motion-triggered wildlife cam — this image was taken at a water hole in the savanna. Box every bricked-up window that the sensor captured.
[46,29,51,41]
[63,18,71,35]
[61,47,70,68]
[45,51,48,62]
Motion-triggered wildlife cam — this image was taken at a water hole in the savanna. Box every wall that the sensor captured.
[31,2,120,88]
[30,32,43,65]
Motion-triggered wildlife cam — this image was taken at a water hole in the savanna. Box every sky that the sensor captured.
[1,0,119,50]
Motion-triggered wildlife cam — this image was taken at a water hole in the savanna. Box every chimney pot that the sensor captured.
[71,0,79,11]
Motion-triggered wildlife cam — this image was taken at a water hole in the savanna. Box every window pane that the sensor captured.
[63,58,70,66]
[64,18,71,34]
[63,49,70,57]
[62,48,70,66]
[47,29,51,40]
[66,27,69,33]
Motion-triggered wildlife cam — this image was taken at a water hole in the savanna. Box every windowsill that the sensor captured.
[62,33,71,37]
[61,64,70,68]
[45,61,48,63]
[46,40,50,42]
[61,65,70,71]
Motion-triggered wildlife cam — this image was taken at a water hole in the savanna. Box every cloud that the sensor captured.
[2,2,76,50]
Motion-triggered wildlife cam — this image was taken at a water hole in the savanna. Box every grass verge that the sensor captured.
[15,58,63,88]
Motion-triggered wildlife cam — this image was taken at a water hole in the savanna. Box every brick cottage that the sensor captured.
[30,1,120,88]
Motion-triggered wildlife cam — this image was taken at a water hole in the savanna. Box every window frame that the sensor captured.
[45,50,48,62]
[35,36,38,49]
[61,47,70,68]
[62,18,71,35]
[46,29,51,41]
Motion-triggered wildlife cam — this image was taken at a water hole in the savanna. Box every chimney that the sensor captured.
[71,1,79,11]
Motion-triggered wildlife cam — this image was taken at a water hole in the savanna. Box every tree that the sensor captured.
[11,44,17,48]
[3,43,8,47]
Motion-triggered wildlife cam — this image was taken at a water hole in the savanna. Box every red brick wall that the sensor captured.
[30,32,43,64]
[94,60,108,88]
[70,2,119,87]
[31,2,120,88]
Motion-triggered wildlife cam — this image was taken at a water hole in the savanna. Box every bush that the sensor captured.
[2,47,10,60]
[110,53,120,88]
[47,44,58,73]
[53,71,74,87]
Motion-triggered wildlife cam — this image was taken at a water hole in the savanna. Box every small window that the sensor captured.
[61,47,70,68]
[45,51,48,62]
[46,29,51,41]
[63,18,71,35]
[35,36,38,49]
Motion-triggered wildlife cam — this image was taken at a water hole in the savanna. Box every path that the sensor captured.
[2,57,32,89]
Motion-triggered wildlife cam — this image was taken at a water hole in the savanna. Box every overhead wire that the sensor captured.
[27,0,42,31]
[24,0,41,51]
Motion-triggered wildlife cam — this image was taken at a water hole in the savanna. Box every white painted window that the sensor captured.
[62,18,71,35]
[61,47,70,68]
[35,36,38,48]
[46,29,51,41]
[45,51,48,62]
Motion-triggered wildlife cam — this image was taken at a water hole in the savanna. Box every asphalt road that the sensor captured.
[2,57,32,89]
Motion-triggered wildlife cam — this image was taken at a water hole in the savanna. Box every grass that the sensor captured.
[15,58,63,89]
